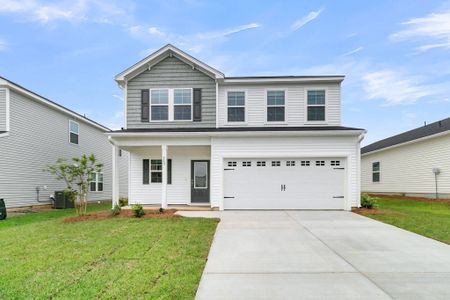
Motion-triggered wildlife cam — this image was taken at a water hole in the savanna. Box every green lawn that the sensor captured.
[360,197,450,244]
[0,204,219,299]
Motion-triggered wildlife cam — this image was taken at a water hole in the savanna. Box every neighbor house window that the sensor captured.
[372,162,380,182]
[307,90,326,121]
[150,89,169,121]
[227,91,245,122]
[267,90,285,122]
[89,172,103,192]
[69,120,79,144]
[174,88,192,120]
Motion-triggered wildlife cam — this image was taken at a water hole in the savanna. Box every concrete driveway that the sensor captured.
[177,210,450,300]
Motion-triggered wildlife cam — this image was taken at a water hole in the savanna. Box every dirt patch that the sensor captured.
[63,209,179,223]
[352,207,403,216]
[368,194,450,204]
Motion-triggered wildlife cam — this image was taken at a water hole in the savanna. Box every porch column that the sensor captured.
[161,144,168,209]
[112,144,119,208]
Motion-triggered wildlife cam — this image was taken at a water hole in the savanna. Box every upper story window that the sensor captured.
[267,90,285,122]
[227,91,245,122]
[372,162,380,182]
[307,90,326,121]
[69,120,79,145]
[150,89,169,121]
[174,88,192,120]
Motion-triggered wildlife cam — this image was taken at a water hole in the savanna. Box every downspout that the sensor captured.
[356,130,367,207]
[215,79,219,128]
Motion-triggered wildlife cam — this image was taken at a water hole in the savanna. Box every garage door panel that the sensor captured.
[224,158,345,209]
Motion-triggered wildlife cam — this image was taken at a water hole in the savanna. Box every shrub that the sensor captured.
[361,193,377,209]
[64,189,77,204]
[111,204,121,216]
[118,197,128,207]
[131,204,145,218]
[159,207,165,213]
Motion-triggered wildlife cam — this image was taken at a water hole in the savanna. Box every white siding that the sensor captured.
[217,83,341,127]
[0,89,128,208]
[128,146,210,204]
[361,134,450,195]
[210,136,360,210]
[119,150,129,198]
[0,88,7,132]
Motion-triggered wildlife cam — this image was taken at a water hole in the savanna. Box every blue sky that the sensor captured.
[1,0,449,145]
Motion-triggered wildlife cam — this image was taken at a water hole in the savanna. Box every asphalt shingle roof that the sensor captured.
[362,117,450,154]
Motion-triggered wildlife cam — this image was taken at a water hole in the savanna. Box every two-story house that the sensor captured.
[0,76,128,208]
[108,44,365,210]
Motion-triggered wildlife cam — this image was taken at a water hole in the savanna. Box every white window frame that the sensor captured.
[226,90,247,124]
[372,161,381,183]
[150,88,170,122]
[68,120,79,145]
[173,88,193,121]
[265,89,287,124]
[89,172,104,192]
[305,88,327,124]
[150,159,163,183]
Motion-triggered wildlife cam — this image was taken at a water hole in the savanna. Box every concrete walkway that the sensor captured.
[177,210,450,300]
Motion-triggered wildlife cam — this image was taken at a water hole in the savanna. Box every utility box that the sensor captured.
[0,198,6,220]
[54,191,76,209]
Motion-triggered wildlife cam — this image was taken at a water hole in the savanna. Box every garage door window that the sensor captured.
[286,161,295,166]
[271,161,281,167]
[301,160,310,166]
[372,162,380,182]
[315,160,325,166]
[331,160,341,166]
[257,161,266,167]
[242,161,252,167]
[227,161,237,167]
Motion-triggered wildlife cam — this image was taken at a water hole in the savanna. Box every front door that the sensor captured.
[191,160,210,203]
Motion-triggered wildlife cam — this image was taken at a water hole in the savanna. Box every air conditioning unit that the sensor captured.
[0,198,6,220]
[54,191,65,209]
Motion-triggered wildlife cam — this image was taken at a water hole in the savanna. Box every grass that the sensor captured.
[358,197,450,244]
[0,204,219,299]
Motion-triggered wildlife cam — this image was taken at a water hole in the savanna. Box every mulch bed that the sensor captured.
[368,194,450,204]
[352,207,403,216]
[63,209,179,223]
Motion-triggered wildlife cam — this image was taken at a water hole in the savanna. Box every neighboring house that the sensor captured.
[0,76,128,208]
[361,117,450,199]
[108,44,365,210]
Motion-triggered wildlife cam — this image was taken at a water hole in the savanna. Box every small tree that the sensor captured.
[47,154,103,216]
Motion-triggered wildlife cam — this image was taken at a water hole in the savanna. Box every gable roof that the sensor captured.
[362,117,450,155]
[0,76,110,132]
[115,44,225,85]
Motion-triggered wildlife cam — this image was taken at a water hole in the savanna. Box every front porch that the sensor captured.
[110,135,215,209]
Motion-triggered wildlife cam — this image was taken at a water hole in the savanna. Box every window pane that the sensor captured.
[267,91,285,106]
[194,161,208,188]
[174,89,192,104]
[98,183,103,192]
[151,172,162,183]
[98,173,103,183]
[151,106,168,121]
[372,162,380,172]
[69,121,79,134]
[227,91,245,106]
[227,107,245,122]
[307,90,325,105]
[151,160,162,171]
[151,89,168,104]
[372,172,380,182]
[174,105,192,120]
[90,182,96,192]
[307,106,325,121]
[70,132,79,144]
[267,107,285,122]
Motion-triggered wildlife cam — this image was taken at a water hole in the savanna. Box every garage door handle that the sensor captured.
[333,167,345,170]
[224,196,235,199]
[333,196,344,198]
[224,168,235,171]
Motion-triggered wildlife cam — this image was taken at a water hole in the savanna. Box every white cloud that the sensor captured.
[196,23,261,39]
[290,9,323,32]
[390,10,450,52]
[112,94,123,101]
[341,46,363,56]
[148,26,165,36]
[0,38,8,51]
[0,0,129,24]
[362,70,443,105]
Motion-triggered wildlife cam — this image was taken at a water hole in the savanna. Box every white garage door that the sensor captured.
[223,158,346,209]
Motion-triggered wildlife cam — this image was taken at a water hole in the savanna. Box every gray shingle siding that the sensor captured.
[126,56,216,128]
[0,89,128,208]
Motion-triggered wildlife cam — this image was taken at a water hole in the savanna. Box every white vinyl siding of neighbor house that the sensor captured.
[128,146,210,204]
[0,89,128,208]
[361,133,450,196]
[210,135,360,210]
[217,83,341,127]
[0,88,8,132]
